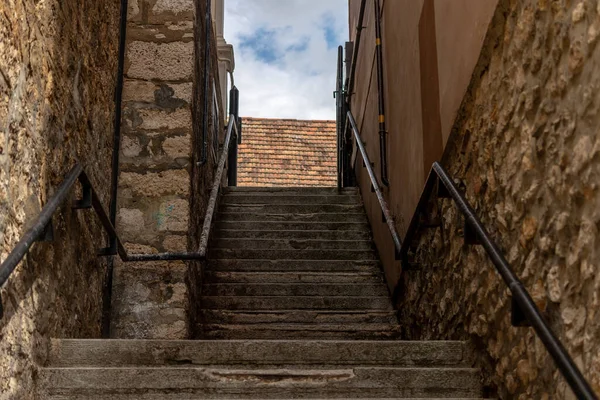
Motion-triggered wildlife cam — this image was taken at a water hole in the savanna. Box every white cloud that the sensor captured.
[224,0,348,120]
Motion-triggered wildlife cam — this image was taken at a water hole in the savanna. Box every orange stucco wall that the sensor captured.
[348,0,498,289]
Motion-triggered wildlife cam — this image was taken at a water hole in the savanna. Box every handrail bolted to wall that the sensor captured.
[0,115,239,317]
[394,162,598,400]
[347,110,402,256]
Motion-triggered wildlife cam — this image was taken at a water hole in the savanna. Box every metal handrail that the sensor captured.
[346,106,595,398]
[394,162,598,400]
[127,114,237,261]
[347,110,402,256]
[0,115,238,316]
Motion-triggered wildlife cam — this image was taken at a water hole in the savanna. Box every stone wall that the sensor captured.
[396,0,600,398]
[0,0,119,398]
[111,0,223,339]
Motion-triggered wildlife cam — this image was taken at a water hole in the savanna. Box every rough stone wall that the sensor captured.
[396,0,600,398]
[0,0,119,398]
[111,0,223,339]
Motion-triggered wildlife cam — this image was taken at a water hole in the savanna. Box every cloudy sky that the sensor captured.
[224,0,348,120]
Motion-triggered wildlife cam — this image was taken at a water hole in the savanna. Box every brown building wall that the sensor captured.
[349,0,497,290]
[0,0,120,398]
[350,0,600,398]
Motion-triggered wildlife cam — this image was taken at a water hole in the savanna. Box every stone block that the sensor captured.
[120,169,190,197]
[117,208,145,240]
[149,0,195,23]
[137,108,192,131]
[127,24,194,43]
[111,260,188,339]
[126,41,193,81]
[163,134,190,159]
[155,198,189,232]
[163,235,187,252]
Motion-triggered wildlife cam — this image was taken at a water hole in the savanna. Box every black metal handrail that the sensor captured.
[393,162,597,399]
[346,106,595,398]
[0,115,238,316]
[347,110,402,255]
[129,114,237,261]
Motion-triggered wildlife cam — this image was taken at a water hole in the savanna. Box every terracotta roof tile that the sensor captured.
[237,117,337,187]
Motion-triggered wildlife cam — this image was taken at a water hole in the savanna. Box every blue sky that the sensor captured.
[225,0,348,119]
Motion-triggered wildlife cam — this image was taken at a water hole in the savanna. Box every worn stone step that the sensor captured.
[200,296,393,311]
[215,221,370,232]
[43,366,482,398]
[221,194,361,205]
[206,259,382,273]
[213,229,372,241]
[200,310,398,325]
[199,324,401,340]
[46,396,488,400]
[217,212,367,223]
[212,238,374,251]
[208,249,378,260]
[223,187,359,194]
[203,271,384,284]
[202,284,388,297]
[220,204,364,214]
[48,339,469,368]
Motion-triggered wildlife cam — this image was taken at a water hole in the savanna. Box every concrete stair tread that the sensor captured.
[202,283,388,297]
[220,205,365,214]
[205,259,382,273]
[214,230,372,240]
[203,271,384,284]
[48,339,469,367]
[221,195,362,205]
[42,366,482,398]
[216,213,368,223]
[208,249,378,260]
[200,310,398,324]
[213,238,374,251]
[215,221,370,231]
[200,296,394,311]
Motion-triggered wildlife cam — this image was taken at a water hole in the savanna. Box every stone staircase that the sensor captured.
[41,187,486,399]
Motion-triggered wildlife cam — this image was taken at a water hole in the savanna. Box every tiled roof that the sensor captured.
[237,117,337,187]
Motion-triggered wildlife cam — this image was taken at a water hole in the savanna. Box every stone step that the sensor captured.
[205,259,382,273]
[220,204,364,214]
[203,271,384,284]
[46,396,487,400]
[43,366,482,398]
[212,238,374,251]
[200,296,393,311]
[198,324,401,340]
[48,339,469,368]
[221,194,361,205]
[215,221,370,231]
[208,249,378,260]
[201,284,388,297]
[213,229,372,241]
[199,310,398,325]
[217,212,367,223]
[223,187,359,194]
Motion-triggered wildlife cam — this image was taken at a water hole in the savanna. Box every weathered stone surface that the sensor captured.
[162,134,190,159]
[126,41,193,81]
[113,0,223,343]
[123,80,192,104]
[111,258,188,340]
[0,0,118,397]
[396,0,600,398]
[136,108,192,131]
[120,170,190,197]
